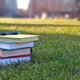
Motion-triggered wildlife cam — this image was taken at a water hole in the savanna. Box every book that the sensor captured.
[0,34,38,42]
[0,42,34,50]
[0,55,31,65]
[0,48,32,57]
[0,32,20,36]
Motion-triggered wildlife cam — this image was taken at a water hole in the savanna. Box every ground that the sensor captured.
[0,19,80,80]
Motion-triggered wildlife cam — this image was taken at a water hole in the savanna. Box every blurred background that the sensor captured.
[0,0,80,18]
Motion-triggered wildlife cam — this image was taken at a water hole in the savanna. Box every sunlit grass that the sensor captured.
[0,26,80,35]
[0,18,80,25]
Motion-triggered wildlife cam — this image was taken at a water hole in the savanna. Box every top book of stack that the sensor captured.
[0,34,38,43]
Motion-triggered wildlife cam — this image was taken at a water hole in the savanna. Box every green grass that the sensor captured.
[0,20,80,80]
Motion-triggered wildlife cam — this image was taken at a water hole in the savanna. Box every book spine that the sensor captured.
[0,37,38,43]
[0,54,32,59]
[0,46,35,50]
[0,56,31,65]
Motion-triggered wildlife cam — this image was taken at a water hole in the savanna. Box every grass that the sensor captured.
[0,18,80,26]
[0,19,80,80]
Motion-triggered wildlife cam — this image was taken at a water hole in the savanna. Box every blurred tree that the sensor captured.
[27,0,76,18]
[76,0,80,19]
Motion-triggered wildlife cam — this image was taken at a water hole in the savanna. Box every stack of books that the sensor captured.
[0,32,38,65]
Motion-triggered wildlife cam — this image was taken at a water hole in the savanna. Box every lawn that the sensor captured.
[0,19,80,80]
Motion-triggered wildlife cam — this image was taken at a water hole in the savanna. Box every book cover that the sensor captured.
[0,32,20,35]
[0,55,31,65]
[0,34,38,42]
[0,42,34,50]
[0,48,32,57]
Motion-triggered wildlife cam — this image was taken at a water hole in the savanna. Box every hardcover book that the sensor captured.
[0,42,34,50]
[0,34,38,42]
[0,55,31,65]
[0,48,32,57]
